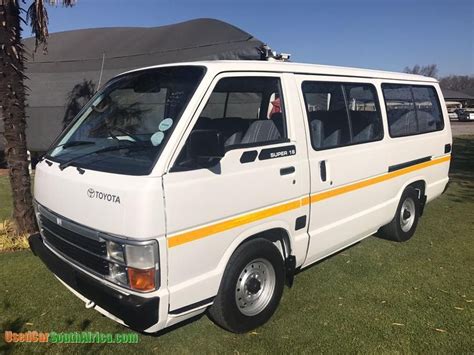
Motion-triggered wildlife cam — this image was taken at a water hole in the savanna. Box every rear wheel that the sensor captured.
[208,238,285,333]
[380,187,420,242]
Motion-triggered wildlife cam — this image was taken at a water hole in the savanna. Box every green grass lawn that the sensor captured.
[1,138,473,353]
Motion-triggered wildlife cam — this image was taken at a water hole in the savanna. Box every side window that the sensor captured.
[174,76,287,170]
[302,81,383,150]
[200,92,226,119]
[193,76,286,147]
[345,84,384,143]
[412,86,444,133]
[200,92,262,119]
[382,84,444,137]
[382,85,417,137]
[302,82,350,150]
[226,92,262,118]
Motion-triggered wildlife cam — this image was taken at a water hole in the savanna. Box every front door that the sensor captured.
[163,73,310,311]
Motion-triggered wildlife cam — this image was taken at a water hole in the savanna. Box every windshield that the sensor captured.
[47,66,205,175]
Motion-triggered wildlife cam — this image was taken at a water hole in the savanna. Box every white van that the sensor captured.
[29,61,451,333]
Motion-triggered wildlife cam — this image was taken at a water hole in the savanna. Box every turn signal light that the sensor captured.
[128,267,155,292]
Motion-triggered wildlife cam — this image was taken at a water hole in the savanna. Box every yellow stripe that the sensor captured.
[168,198,304,248]
[311,155,451,203]
[168,155,450,248]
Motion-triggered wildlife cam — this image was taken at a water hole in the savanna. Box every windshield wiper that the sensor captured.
[58,143,151,171]
[56,140,96,149]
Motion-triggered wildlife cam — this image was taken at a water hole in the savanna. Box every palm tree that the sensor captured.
[0,0,75,234]
[63,79,95,129]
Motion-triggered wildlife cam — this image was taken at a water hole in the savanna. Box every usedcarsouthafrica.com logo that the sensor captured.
[87,188,121,204]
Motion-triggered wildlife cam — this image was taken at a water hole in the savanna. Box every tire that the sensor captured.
[208,238,285,333]
[380,187,421,242]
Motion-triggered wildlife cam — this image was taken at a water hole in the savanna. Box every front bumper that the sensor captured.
[29,233,159,331]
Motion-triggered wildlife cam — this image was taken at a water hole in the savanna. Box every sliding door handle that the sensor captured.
[280,166,295,175]
[320,160,327,182]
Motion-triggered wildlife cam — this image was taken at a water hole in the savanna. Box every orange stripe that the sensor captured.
[168,155,450,248]
[168,198,303,248]
[311,155,451,203]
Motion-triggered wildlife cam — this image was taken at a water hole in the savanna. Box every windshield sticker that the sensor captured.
[151,131,165,146]
[159,118,173,132]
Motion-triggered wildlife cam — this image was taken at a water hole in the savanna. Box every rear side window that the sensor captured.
[382,84,444,137]
[302,81,383,150]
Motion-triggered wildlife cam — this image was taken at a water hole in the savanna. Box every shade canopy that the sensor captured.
[4,18,264,151]
[441,89,474,101]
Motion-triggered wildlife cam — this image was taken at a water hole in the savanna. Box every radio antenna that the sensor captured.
[96,53,106,92]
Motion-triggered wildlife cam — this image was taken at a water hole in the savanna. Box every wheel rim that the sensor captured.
[235,258,276,316]
[400,197,416,232]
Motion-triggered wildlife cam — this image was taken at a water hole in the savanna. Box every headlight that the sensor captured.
[125,244,156,269]
[105,239,159,292]
[125,244,158,292]
[107,241,125,263]
[109,263,128,286]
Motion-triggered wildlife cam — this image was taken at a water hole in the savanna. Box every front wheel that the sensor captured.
[208,238,285,333]
[380,187,421,242]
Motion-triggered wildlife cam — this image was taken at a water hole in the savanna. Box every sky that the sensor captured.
[24,0,474,76]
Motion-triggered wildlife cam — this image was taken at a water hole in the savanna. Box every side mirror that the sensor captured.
[187,129,225,167]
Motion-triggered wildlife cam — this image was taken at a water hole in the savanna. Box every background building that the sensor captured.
[441,89,474,108]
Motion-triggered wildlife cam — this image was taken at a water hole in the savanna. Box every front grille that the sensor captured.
[40,217,106,256]
[38,212,110,276]
[42,229,110,275]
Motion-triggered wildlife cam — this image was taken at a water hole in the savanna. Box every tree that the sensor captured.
[439,75,474,97]
[403,64,439,79]
[63,79,95,129]
[0,0,75,234]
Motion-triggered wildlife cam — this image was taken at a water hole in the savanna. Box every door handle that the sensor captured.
[280,166,295,175]
[320,160,327,182]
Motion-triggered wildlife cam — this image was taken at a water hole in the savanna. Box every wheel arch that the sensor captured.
[397,177,427,215]
[216,220,295,288]
[397,176,426,199]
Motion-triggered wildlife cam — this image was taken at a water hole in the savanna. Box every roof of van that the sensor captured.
[122,60,438,83]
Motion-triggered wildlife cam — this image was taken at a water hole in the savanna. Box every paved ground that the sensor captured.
[451,120,474,137]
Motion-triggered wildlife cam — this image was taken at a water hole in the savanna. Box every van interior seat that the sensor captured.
[350,111,379,143]
[417,110,437,132]
[309,110,348,149]
[269,112,285,137]
[388,109,417,136]
[224,131,243,146]
[240,119,281,145]
[196,117,254,146]
[196,116,284,146]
